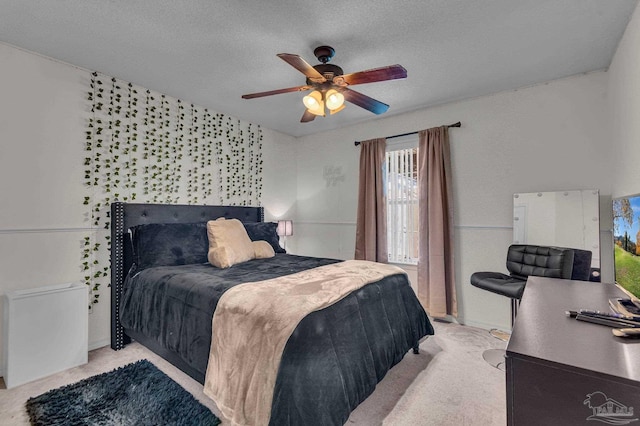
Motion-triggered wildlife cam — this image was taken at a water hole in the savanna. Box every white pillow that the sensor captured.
[206,218,255,268]
[253,240,275,259]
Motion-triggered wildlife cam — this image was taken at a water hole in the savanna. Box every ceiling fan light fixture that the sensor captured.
[303,90,325,116]
[329,104,346,115]
[325,89,345,111]
[242,46,406,122]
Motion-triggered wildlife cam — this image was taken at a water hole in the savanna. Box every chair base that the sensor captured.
[482,349,506,371]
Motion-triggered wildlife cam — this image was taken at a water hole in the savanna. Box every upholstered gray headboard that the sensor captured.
[110,202,264,350]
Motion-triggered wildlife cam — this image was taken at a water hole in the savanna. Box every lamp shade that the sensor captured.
[302,91,324,116]
[277,220,293,237]
[325,89,345,111]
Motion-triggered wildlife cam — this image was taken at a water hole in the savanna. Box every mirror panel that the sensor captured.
[513,189,600,268]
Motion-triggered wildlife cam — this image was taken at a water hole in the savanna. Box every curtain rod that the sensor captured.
[354,121,461,146]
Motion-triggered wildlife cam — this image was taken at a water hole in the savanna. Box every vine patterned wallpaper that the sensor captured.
[83,72,263,305]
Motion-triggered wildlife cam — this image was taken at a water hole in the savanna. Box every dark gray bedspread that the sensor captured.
[120,254,433,426]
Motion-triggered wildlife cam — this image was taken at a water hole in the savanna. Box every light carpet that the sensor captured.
[0,321,506,426]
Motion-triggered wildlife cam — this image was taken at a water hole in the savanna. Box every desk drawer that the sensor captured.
[507,356,640,426]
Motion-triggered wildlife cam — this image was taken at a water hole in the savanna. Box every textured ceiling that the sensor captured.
[0,0,637,137]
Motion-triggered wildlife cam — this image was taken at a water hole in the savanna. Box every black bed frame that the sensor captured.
[110,202,264,382]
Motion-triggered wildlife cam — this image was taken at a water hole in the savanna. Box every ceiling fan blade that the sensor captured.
[334,64,407,86]
[277,53,326,83]
[342,88,389,114]
[242,85,312,99]
[300,109,316,123]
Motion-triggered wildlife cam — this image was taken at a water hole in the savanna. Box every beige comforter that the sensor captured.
[203,259,405,426]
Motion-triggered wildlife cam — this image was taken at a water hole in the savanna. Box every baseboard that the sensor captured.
[430,314,459,324]
[88,338,110,351]
[458,317,511,333]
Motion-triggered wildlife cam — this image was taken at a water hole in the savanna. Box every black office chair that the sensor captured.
[471,244,590,369]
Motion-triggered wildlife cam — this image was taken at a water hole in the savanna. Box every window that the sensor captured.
[385,136,419,265]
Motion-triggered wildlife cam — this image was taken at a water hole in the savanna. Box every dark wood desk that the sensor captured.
[506,276,640,425]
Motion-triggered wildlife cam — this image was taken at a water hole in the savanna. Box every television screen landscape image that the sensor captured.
[613,195,640,301]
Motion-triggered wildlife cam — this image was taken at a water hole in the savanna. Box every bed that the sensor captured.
[110,202,434,425]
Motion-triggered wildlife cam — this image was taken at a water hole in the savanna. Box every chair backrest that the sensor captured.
[506,244,575,281]
[565,248,592,281]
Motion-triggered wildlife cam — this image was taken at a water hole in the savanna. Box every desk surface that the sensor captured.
[507,276,640,384]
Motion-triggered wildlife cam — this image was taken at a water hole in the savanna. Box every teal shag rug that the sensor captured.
[25,359,220,426]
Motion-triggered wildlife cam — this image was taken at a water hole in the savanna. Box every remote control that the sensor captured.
[575,313,640,328]
[579,309,638,320]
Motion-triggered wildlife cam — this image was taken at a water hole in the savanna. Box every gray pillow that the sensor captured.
[243,222,286,253]
[130,222,209,270]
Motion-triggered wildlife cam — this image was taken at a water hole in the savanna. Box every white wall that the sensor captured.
[0,42,298,373]
[295,71,612,330]
[609,3,640,199]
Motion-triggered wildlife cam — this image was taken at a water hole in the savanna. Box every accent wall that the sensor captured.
[0,41,298,374]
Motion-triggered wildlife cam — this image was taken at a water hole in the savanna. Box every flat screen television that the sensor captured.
[612,194,640,314]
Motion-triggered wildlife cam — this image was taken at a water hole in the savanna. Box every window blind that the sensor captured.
[386,147,419,264]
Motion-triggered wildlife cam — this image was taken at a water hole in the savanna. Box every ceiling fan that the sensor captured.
[241,45,407,123]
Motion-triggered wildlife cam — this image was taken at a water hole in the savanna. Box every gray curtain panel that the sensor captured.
[355,138,388,262]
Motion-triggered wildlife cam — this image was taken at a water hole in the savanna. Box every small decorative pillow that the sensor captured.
[130,222,208,270]
[243,222,286,253]
[206,218,256,268]
[253,240,275,259]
